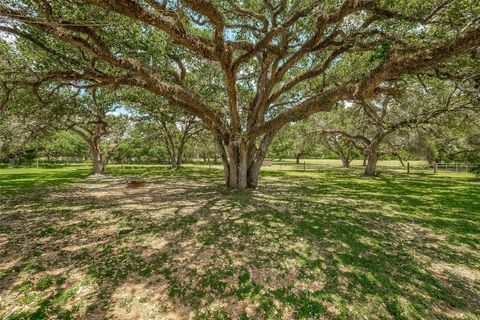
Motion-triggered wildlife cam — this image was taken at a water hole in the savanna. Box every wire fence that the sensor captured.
[0,159,476,175]
[260,160,475,175]
[434,163,471,173]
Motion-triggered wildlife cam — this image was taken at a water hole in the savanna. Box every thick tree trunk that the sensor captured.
[341,156,351,168]
[71,123,109,176]
[91,135,108,175]
[169,153,183,169]
[165,144,178,169]
[216,132,274,190]
[225,142,249,189]
[362,155,367,167]
[363,133,384,176]
[364,151,378,176]
[169,155,178,169]
[163,129,188,170]
[92,146,105,175]
[295,153,302,164]
[175,140,187,169]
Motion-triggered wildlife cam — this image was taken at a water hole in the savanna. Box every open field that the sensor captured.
[0,165,479,319]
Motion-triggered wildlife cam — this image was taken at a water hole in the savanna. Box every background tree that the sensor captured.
[0,83,72,164]
[131,103,204,169]
[188,131,220,164]
[320,133,360,168]
[403,129,440,166]
[67,89,129,174]
[113,121,168,165]
[1,1,479,188]
[290,121,317,164]
[313,107,363,167]
[270,120,317,163]
[319,78,474,176]
[436,109,480,172]
[34,130,90,162]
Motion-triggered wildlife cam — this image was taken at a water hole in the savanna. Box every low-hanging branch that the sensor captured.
[1,0,478,188]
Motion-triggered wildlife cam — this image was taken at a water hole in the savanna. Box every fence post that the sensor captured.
[407,162,410,174]
[455,163,458,172]
[303,161,306,172]
[433,162,437,174]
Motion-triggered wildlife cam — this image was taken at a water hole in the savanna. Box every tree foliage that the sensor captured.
[0,0,479,186]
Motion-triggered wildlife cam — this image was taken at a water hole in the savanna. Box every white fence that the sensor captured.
[434,162,472,173]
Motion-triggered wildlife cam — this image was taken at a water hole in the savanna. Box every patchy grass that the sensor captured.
[0,165,479,319]
[0,167,90,196]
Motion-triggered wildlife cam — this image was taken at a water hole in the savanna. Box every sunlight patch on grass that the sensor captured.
[0,165,478,319]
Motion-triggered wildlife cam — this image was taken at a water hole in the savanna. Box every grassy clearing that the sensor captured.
[0,167,90,196]
[270,158,423,167]
[0,165,479,319]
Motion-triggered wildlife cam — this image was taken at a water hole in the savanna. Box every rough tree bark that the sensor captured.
[364,149,379,176]
[341,156,351,168]
[216,132,275,190]
[363,132,383,176]
[91,136,105,175]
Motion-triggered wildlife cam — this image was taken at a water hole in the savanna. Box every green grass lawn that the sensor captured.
[0,165,479,319]
[270,158,423,167]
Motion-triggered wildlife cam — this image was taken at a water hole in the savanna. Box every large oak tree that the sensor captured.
[1,0,479,188]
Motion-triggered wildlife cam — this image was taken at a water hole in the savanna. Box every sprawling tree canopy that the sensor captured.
[1,0,479,188]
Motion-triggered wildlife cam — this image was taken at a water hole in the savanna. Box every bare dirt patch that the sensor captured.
[1,172,479,319]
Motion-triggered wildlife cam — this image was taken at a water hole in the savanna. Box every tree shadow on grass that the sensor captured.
[0,167,479,319]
